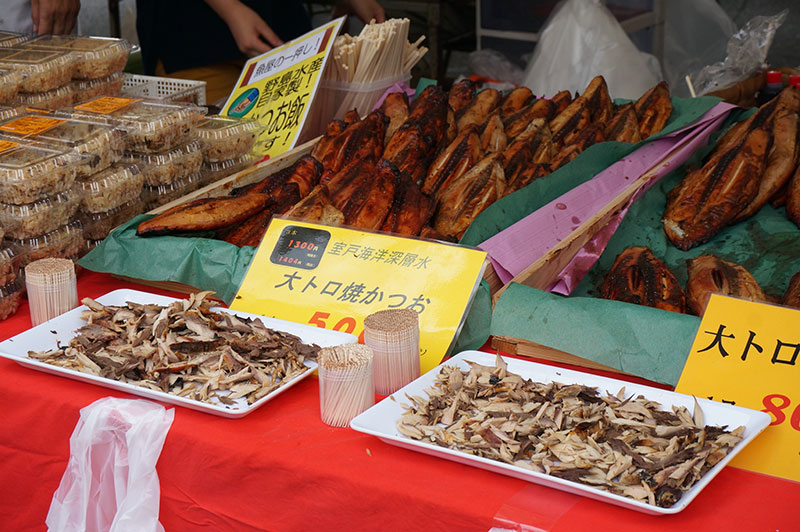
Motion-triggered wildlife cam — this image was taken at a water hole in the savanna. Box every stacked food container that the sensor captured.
[194,116,262,189]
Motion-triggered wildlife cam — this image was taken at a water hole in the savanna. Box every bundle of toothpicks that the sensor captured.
[318,344,375,428]
[311,18,428,125]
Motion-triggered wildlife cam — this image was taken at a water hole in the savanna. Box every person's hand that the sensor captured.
[31,0,81,35]
[343,0,386,24]
[207,0,283,57]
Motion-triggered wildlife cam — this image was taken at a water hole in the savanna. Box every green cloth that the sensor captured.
[490,107,800,385]
[77,215,256,305]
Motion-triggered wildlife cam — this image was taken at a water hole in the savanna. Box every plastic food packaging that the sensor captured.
[0,278,23,320]
[17,84,75,110]
[0,188,80,239]
[0,246,21,286]
[318,344,375,428]
[140,172,199,211]
[7,220,85,267]
[46,397,174,532]
[0,68,23,104]
[195,116,263,162]
[25,257,78,326]
[68,97,207,153]
[0,30,30,48]
[200,154,256,186]
[0,47,76,92]
[78,163,144,213]
[78,197,145,240]
[125,140,203,186]
[0,115,127,178]
[26,35,132,80]
[72,72,124,104]
[0,105,23,120]
[364,308,420,395]
[318,73,411,121]
[0,138,79,203]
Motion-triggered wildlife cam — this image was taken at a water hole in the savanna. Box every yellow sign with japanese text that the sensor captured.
[222,17,344,159]
[676,294,800,481]
[231,218,487,374]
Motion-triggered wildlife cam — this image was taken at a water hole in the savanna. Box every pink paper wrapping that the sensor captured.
[479,102,736,292]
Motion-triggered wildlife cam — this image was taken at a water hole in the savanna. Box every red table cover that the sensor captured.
[0,271,797,531]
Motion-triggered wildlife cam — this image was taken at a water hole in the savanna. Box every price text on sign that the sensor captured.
[231,218,487,373]
[676,294,800,481]
[222,17,344,159]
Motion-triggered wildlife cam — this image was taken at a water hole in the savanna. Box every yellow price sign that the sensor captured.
[222,17,344,159]
[676,294,800,481]
[231,218,487,373]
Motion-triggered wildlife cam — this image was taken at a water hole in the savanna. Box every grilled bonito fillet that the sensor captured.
[333,158,399,230]
[380,92,409,145]
[448,79,476,115]
[634,81,672,139]
[381,173,434,236]
[137,193,273,236]
[504,163,550,196]
[316,109,387,184]
[500,87,534,120]
[284,185,344,226]
[550,96,591,148]
[422,125,481,197]
[311,119,347,161]
[220,184,300,247]
[550,90,573,116]
[243,155,322,198]
[581,75,614,124]
[434,153,506,239]
[663,127,771,250]
[782,272,800,309]
[505,99,555,139]
[686,255,766,316]
[605,103,642,143]
[600,247,686,313]
[456,88,502,132]
[481,113,507,153]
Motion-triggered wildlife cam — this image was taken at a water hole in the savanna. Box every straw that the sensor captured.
[364,308,420,394]
[318,344,374,427]
[25,258,78,326]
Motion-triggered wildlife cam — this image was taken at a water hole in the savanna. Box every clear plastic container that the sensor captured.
[0,188,80,239]
[0,278,23,321]
[0,69,23,104]
[0,105,23,121]
[0,138,79,203]
[196,116,263,162]
[78,163,143,213]
[26,35,132,80]
[0,114,126,178]
[17,84,75,110]
[68,97,206,153]
[78,196,144,240]
[201,154,256,186]
[71,72,123,104]
[141,172,199,211]
[0,246,21,286]
[0,31,31,48]
[8,220,85,268]
[125,140,203,186]
[85,238,103,253]
[0,47,76,92]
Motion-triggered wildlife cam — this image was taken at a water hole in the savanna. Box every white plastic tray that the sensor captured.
[0,289,356,418]
[350,350,771,515]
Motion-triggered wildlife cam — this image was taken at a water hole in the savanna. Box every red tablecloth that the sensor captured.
[1,271,797,531]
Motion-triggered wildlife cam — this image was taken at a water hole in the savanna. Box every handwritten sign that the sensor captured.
[231,218,487,373]
[74,96,139,115]
[0,116,64,136]
[676,294,800,481]
[222,17,344,159]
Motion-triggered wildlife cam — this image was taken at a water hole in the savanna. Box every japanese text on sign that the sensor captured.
[676,294,800,482]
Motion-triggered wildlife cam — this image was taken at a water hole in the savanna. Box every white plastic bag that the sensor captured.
[522,0,660,100]
[46,398,175,532]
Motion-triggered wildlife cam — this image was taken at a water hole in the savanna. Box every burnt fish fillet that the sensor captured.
[686,255,766,316]
[601,247,686,313]
[605,103,642,143]
[422,125,481,197]
[448,79,477,115]
[635,81,672,139]
[663,127,771,250]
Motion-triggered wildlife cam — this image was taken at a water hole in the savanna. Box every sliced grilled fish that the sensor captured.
[601,247,686,313]
[686,255,766,315]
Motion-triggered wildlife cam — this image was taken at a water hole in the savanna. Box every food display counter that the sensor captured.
[0,270,797,531]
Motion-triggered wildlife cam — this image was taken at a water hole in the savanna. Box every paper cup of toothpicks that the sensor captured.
[25,257,78,326]
[364,308,420,395]
[318,344,375,428]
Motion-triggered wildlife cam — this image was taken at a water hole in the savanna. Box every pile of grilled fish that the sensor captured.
[137,76,673,243]
[397,354,744,508]
[28,292,320,406]
[600,247,800,315]
[664,86,800,250]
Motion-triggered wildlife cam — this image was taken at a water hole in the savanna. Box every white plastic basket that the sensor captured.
[120,73,207,106]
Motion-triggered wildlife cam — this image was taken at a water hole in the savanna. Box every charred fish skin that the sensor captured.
[635,81,673,139]
[663,127,771,251]
[600,247,686,313]
[316,109,388,184]
[422,125,481,197]
[783,272,800,309]
[685,255,766,316]
[605,103,642,143]
[448,79,477,115]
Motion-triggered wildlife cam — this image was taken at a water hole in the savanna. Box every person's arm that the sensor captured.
[204,0,283,57]
[31,0,81,35]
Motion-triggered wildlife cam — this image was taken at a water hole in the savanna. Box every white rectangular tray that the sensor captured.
[350,350,771,515]
[0,289,356,418]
